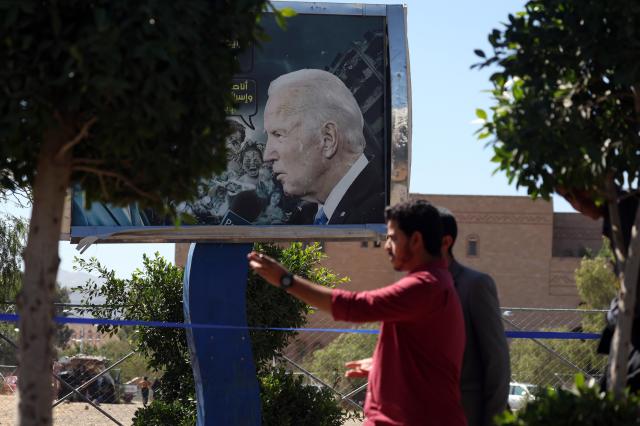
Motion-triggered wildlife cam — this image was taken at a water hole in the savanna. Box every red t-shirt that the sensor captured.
[331,259,466,426]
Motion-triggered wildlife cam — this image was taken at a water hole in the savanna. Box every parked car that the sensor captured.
[56,355,117,403]
[509,382,536,410]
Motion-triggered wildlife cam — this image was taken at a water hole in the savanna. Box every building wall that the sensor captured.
[173,194,604,358]
[174,194,604,310]
[552,212,603,258]
[321,194,603,309]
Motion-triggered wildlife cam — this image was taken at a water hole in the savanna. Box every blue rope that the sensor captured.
[0,313,601,340]
[505,330,600,340]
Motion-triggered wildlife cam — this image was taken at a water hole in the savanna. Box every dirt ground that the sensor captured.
[0,394,141,426]
[0,394,364,425]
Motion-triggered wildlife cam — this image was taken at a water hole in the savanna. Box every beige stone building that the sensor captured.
[174,194,604,355]
[66,324,117,350]
[175,193,603,309]
[320,194,603,309]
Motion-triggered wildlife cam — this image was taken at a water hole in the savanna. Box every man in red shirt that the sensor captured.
[248,200,466,425]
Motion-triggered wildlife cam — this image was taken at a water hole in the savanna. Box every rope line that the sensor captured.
[0,313,601,340]
[0,313,600,340]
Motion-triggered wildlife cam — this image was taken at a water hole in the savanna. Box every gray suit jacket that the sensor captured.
[450,260,510,426]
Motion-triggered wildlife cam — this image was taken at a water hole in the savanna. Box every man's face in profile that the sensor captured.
[385,219,413,272]
[263,89,325,201]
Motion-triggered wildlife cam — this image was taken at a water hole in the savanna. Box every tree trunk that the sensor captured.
[609,206,640,398]
[608,85,640,398]
[17,126,72,425]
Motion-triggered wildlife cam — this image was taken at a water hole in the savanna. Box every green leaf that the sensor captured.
[279,7,297,18]
[473,49,486,58]
[475,108,488,120]
[68,45,83,66]
[512,84,523,101]
[574,373,585,388]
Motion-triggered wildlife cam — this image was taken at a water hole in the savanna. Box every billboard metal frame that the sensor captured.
[67,2,411,245]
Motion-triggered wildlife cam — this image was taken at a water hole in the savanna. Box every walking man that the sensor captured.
[248,200,466,425]
[439,207,510,425]
[138,376,151,407]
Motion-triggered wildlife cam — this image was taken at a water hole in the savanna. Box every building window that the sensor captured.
[373,240,382,248]
[361,241,369,248]
[466,235,479,257]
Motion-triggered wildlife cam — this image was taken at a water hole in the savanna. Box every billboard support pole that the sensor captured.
[183,243,261,426]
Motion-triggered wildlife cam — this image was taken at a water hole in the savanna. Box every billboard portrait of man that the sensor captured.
[263,69,385,225]
[71,13,389,233]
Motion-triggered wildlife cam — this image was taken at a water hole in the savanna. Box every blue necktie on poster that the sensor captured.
[314,208,328,225]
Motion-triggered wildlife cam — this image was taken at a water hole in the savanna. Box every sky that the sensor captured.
[2,0,574,279]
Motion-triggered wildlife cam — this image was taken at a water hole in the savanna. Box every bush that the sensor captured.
[78,243,351,424]
[247,243,347,369]
[509,336,605,388]
[132,399,196,426]
[496,375,640,425]
[260,368,349,426]
[304,326,377,396]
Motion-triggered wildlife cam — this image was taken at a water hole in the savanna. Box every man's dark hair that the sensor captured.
[438,207,458,257]
[385,199,443,257]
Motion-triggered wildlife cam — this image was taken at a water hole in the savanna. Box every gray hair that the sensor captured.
[267,69,365,153]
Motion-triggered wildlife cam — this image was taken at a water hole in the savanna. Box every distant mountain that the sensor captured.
[56,269,106,309]
[56,269,104,290]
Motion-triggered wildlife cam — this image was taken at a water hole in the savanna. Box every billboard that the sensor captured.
[69,2,410,243]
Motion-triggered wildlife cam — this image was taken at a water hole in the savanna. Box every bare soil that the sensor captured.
[0,394,140,426]
[0,394,364,425]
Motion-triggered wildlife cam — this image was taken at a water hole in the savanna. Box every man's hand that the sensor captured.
[248,250,334,312]
[344,358,373,378]
[247,251,288,287]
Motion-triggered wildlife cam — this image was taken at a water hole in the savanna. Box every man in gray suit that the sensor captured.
[439,207,510,426]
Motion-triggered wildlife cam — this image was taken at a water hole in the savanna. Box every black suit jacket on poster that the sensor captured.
[286,161,386,225]
[329,161,386,225]
[450,260,510,426]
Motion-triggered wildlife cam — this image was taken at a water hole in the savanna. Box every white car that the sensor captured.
[508,382,536,411]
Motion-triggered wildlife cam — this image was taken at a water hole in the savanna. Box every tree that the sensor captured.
[0,214,27,365]
[1,1,270,423]
[0,215,71,363]
[575,240,618,332]
[247,243,349,370]
[509,248,614,389]
[304,327,377,396]
[75,253,195,405]
[474,0,640,397]
[495,375,640,426]
[53,286,73,351]
[509,337,605,388]
[0,214,27,305]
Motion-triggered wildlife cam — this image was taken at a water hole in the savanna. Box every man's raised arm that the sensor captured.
[247,251,333,312]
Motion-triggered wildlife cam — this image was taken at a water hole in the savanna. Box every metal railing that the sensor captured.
[0,307,610,424]
[281,307,609,412]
